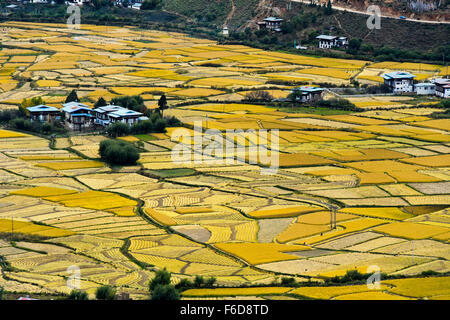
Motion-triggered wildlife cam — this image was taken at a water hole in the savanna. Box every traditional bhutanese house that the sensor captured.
[316,35,337,49]
[27,105,61,123]
[258,17,284,32]
[415,82,436,95]
[291,86,324,102]
[93,105,123,127]
[382,71,416,93]
[434,78,450,98]
[108,108,144,126]
[61,101,93,131]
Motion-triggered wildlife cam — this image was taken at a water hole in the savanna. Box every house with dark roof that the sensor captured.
[434,78,450,98]
[258,17,284,32]
[291,86,324,102]
[27,105,61,123]
[382,71,416,93]
[316,35,348,49]
[61,101,93,131]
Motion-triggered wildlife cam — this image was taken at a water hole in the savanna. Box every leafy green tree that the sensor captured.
[153,118,167,133]
[194,275,204,288]
[149,268,180,300]
[68,290,89,300]
[21,96,45,115]
[0,286,4,300]
[325,0,332,15]
[106,122,130,137]
[175,278,193,291]
[149,268,171,291]
[205,277,216,287]
[94,97,107,108]
[95,285,116,300]
[99,139,140,166]
[130,120,153,134]
[347,39,362,55]
[65,90,79,103]
[157,94,168,117]
[111,95,145,113]
[141,0,163,10]
[151,284,180,300]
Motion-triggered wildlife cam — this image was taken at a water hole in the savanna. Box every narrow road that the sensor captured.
[223,0,236,27]
[290,0,448,24]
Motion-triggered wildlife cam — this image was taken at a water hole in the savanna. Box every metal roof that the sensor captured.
[263,17,283,22]
[316,35,337,40]
[382,71,416,80]
[415,83,435,87]
[62,101,91,113]
[27,105,59,112]
[94,105,123,113]
[293,86,324,93]
[109,109,143,117]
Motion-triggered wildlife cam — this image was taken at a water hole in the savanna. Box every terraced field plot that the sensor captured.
[0,21,448,300]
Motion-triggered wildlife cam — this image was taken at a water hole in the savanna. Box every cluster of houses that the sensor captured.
[288,73,449,103]
[382,71,450,97]
[27,102,149,131]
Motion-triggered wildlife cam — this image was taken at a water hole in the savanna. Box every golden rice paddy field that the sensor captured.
[0,21,448,300]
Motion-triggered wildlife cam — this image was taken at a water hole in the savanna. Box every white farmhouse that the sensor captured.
[316,35,347,49]
[94,105,146,127]
[382,71,416,93]
[415,82,436,95]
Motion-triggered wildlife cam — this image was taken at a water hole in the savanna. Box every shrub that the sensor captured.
[65,90,79,103]
[94,97,107,108]
[99,139,140,166]
[111,95,145,113]
[106,122,130,137]
[165,115,181,127]
[149,268,171,291]
[68,289,89,300]
[281,277,296,286]
[95,285,116,300]
[151,284,180,300]
[244,90,274,102]
[194,275,204,288]
[131,120,153,134]
[153,118,167,133]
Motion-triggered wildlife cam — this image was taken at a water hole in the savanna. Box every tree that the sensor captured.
[65,90,79,103]
[157,94,168,117]
[205,277,216,287]
[244,90,274,102]
[99,139,140,166]
[20,96,45,116]
[149,268,171,291]
[130,120,153,134]
[0,286,4,300]
[95,285,116,300]
[153,118,167,133]
[347,38,362,55]
[141,0,163,10]
[149,268,180,301]
[94,97,107,108]
[111,95,145,113]
[194,275,204,288]
[106,122,130,138]
[151,284,180,300]
[68,289,89,300]
[325,0,333,15]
